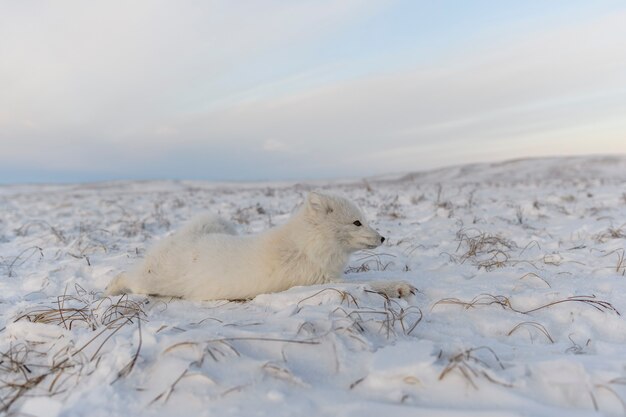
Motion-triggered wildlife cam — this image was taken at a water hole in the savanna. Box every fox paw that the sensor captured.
[369,281,417,299]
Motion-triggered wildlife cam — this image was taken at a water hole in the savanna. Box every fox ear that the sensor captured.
[307,192,333,214]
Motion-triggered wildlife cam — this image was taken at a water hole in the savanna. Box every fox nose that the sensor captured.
[381,236,386,244]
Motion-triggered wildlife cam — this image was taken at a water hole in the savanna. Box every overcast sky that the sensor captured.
[1,1,625,183]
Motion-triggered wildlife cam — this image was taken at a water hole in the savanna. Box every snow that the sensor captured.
[1,155,626,416]
[20,397,63,417]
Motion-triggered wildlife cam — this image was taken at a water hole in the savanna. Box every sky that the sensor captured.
[1,1,625,183]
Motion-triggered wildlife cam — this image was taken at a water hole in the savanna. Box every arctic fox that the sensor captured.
[106,192,415,301]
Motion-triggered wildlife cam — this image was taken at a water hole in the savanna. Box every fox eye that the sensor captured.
[353,220,362,227]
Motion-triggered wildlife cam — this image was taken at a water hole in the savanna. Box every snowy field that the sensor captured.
[2,155,626,417]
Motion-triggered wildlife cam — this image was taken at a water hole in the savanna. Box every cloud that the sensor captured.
[0,0,383,135]
[263,139,290,152]
[168,11,626,175]
[0,3,625,182]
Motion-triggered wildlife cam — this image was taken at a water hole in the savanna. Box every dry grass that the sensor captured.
[261,362,308,387]
[2,246,44,278]
[507,321,554,343]
[150,286,424,404]
[446,228,516,271]
[515,206,524,225]
[377,194,404,219]
[432,293,620,316]
[1,289,146,412]
[593,224,626,243]
[439,346,511,389]
[15,285,146,330]
[618,250,626,276]
[293,287,422,342]
[66,227,112,266]
[345,251,396,273]
[332,304,422,340]
[15,221,67,244]
[0,342,78,412]
[331,293,422,340]
[164,338,241,357]
[602,248,626,276]
[163,337,319,357]
[295,288,359,313]
[565,334,591,355]
[517,272,551,288]
[152,336,318,404]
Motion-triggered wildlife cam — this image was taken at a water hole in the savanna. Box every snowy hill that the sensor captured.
[1,155,626,416]
[374,155,626,184]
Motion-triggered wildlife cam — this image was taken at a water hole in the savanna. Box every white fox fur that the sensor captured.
[106,192,415,301]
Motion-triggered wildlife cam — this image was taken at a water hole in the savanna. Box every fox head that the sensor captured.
[302,191,385,253]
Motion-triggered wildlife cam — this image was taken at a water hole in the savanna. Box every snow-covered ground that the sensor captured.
[2,155,626,417]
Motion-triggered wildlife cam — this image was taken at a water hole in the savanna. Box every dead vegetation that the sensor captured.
[331,297,423,340]
[515,206,524,225]
[517,272,551,288]
[2,282,425,409]
[294,287,422,339]
[232,203,268,225]
[439,346,511,389]
[1,287,146,413]
[1,246,44,278]
[0,341,81,412]
[616,249,626,276]
[295,288,360,313]
[15,221,67,244]
[593,224,626,243]
[598,248,626,276]
[507,321,554,343]
[345,250,396,273]
[114,201,172,238]
[66,224,112,265]
[15,285,146,330]
[150,287,423,404]
[152,336,318,405]
[432,293,620,316]
[443,228,516,271]
[376,194,404,219]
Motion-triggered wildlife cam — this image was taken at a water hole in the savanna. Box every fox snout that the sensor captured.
[363,231,385,249]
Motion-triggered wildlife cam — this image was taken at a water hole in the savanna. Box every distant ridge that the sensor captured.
[370,155,626,185]
[2,155,625,195]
